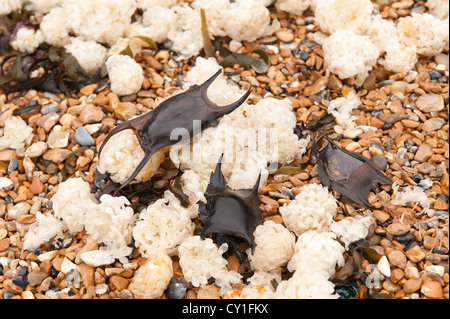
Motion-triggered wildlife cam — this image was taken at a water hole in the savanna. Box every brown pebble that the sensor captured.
[421,280,443,299]
[275,29,295,42]
[414,143,433,162]
[3,279,24,294]
[36,112,60,133]
[373,210,390,223]
[0,237,10,252]
[79,104,106,124]
[390,268,405,283]
[28,271,49,286]
[386,223,410,235]
[403,278,422,293]
[405,245,426,263]
[78,263,95,288]
[80,83,98,96]
[43,149,71,164]
[109,275,129,291]
[16,214,37,224]
[29,176,44,195]
[387,249,407,269]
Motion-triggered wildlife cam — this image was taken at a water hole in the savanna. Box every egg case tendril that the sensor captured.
[98,69,252,192]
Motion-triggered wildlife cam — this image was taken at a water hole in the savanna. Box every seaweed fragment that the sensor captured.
[312,134,392,208]
[198,155,262,253]
[200,8,215,58]
[0,47,108,95]
[98,69,251,192]
[119,36,158,58]
[213,39,269,74]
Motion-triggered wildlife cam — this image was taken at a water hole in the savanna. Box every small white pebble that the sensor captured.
[377,255,391,278]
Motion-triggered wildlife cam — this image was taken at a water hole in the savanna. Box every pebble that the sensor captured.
[12,275,28,289]
[29,176,45,195]
[7,202,31,219]
[95,283,109,295]
[276,29,295,42]
[77,263,95,288]
[415,94,445,112]
[78,105,106,124]
[74,127,96,146]
[0,177,14,192]
[24,141,48,158]
[387,250,407,269]
[61,257,78,274]
[48,131,69,149]
[80,83,98,96]
[377,256,391,277]
[40,103,60,115]
[371,155,388,171]
[7,158,18,175]
[0,238,10,252]
[414,143,433,162]
[342,128,363,139]
[165,277,187,299]
[3,279,24,294]
[114,102,137,121]
[386,223,410,235]
[373,210,390,223]
[405,245,426,263]
[0,149,16,162]
[43,149,71,164]
[422,118,446,132]
[421,280,443,299]
[109,275,129,291]
[36,111,60,133]
[197,285,220,299]
[425,265,445,277]
[80,250,115,267]
[403,278,422,293]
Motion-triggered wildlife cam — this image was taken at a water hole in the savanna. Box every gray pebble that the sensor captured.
[165,277,187,299]
[7,158,18,175]
[74,127,95,146]
[40,103,60,115]
[371,155,388,171]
